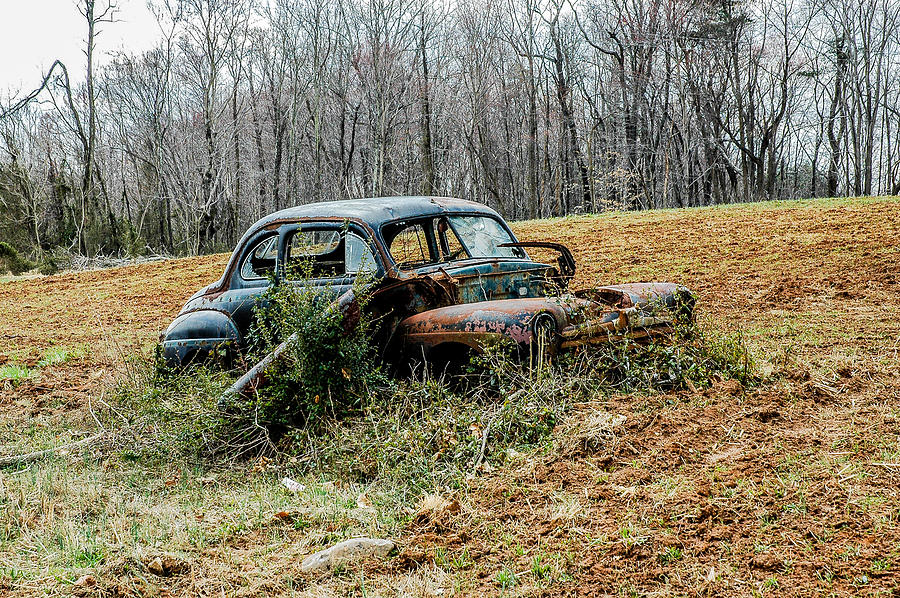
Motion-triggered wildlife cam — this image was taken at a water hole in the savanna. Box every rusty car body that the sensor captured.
[162,196,694,390]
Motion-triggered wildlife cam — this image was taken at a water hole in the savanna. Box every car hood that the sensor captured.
[403,258,557,303]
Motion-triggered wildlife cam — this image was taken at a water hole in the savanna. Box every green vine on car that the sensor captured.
[244,262,386,429]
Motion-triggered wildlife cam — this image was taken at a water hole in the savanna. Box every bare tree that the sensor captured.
[3,0,900,260]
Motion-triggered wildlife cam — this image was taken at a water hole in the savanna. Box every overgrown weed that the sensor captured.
[562,321,755,393]
[114,287,756,504]
[244,265,386,428]
[113,362,236,461]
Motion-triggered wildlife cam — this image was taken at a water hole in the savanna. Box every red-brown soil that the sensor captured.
[1,197,899,596]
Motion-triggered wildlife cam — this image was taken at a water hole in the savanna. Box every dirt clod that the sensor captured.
[146,556,188,577]
[751,553,781,571]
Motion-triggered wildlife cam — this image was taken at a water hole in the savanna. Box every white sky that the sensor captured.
[0,0,162,97]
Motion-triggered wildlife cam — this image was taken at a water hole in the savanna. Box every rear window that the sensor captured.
[240,234,278,280]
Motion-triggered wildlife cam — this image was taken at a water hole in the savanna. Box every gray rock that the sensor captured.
[301,537,395,573]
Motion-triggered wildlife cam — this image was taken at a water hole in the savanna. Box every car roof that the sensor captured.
[212,196,511,296]
[249,196,502,234]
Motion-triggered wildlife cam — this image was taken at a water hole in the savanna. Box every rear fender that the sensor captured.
[161,309,241,367]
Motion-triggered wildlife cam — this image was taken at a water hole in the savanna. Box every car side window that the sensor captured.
[387,222,432,269]
[240,234,278,280]
[285,229,343,280]
[284,228,378,280]
[345,232,377,275]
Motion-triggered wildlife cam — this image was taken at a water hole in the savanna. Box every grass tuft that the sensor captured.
[0,364,34,385]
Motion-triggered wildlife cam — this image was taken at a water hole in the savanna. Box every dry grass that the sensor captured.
[552,405,625,457]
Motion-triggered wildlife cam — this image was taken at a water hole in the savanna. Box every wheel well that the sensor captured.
[427,342,474,363]
[421,342,475,377]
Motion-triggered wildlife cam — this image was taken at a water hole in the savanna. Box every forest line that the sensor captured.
[1,0,898,258]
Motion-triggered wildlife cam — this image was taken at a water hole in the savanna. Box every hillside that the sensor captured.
[1,197,899,596]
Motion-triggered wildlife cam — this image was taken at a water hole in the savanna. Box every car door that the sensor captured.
[278,221,381,298]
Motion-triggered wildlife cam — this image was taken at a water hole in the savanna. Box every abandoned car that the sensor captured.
[162,196,694,387]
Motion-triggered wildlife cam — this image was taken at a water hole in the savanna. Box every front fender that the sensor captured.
[161,309,241,367]
[396,283,694,359]
[396,298,574,355]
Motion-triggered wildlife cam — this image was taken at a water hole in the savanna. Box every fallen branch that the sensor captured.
[220,287,359,406]
[0,433,105,467]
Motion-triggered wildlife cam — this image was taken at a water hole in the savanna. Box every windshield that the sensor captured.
[448,216,523,259]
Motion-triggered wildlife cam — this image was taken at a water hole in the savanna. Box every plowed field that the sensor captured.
[1,197,899,596]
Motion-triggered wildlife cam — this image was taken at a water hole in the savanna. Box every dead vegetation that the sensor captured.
[552,406,625,457]
[1,197,900,596]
